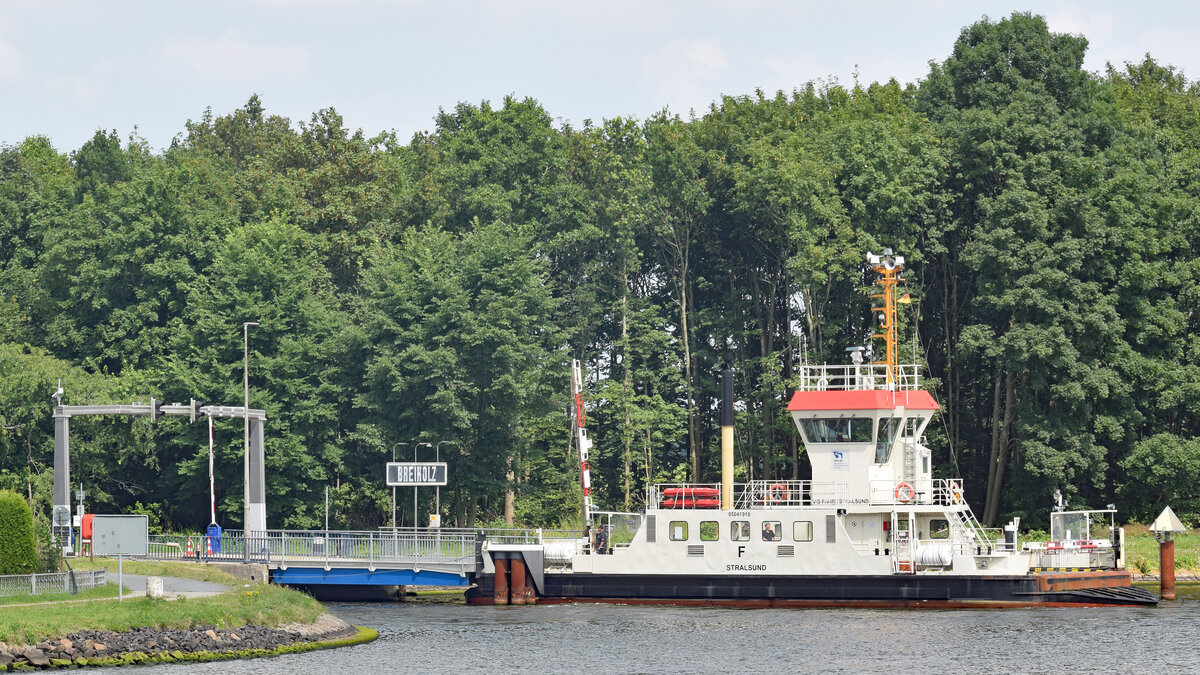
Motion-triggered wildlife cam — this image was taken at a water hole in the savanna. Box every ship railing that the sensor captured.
[1025,539,1114,552]
[913,536,1008,556]
[928,481,1002,549]
[948,537,1008,556]
[735,481,850,508]
[798,364,922,391]
[479,527,607,545]
[1025,539,1118,569]
[648,481,852,509]
[649,483,722,509]
[929,479,972,507]
[869,479,936,505]
[479,528,544,545]
[866,479,973,507]
[648,480,854,506]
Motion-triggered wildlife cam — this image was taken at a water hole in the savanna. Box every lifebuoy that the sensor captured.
[895,482,915,503]
[768,483,790,504]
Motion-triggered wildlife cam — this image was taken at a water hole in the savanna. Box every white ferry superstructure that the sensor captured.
[469,249,1156,608]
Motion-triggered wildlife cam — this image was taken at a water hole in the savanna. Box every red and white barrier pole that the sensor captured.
[208,416,216,524]
[572,360,595,527]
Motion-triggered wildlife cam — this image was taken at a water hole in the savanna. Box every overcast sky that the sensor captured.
[2,1,1198,153]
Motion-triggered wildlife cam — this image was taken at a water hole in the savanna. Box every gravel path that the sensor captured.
[1,574,229,607]
[114,574,229,598]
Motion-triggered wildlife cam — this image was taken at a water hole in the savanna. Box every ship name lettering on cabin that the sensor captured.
[727,564,768,572]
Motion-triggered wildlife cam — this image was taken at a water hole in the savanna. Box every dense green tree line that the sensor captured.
[0,13,1196,532]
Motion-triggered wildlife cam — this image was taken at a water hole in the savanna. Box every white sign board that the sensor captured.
[91,514,149,556]
[831,450,850,471]
[386,462,448,486]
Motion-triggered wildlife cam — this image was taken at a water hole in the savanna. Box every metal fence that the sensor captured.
[146,529,481,573]
[733,481,851,509]
[0,568,107,597]
[482,528,555,545]
[798,363,923,391]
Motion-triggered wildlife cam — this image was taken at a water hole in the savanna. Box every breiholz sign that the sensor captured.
[386,462,448,486]
[90,514,148,603]
[91,514,148,556]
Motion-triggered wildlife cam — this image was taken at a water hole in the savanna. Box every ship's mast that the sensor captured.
[868,249,905,386]
[720,355,734,510]
[571,359,595,526]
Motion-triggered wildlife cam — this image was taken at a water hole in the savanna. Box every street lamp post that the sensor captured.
[390,442,408,530]
[414,442,431,528]
[435,440,454,520]
[243,321,258,533]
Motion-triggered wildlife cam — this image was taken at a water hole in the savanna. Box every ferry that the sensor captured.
[470,249,1156,608]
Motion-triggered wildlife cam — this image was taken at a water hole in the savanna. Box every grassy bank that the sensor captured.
[67,557,243,586]
[69,625,379,667]
[0,584,121,606]
[1120,524,1199,575]
[0,583,323,645]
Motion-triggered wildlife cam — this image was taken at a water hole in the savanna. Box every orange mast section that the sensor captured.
[869,249,904,386]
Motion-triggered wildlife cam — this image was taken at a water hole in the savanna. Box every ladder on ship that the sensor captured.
[891,512,914,574]
[947,501,992,553]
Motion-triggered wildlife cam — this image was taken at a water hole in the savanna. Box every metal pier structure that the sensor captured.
[142,528,490,587]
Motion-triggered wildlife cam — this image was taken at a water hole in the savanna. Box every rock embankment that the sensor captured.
[0,613,357,668]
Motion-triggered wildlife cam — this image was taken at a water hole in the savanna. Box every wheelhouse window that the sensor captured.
[799,417,873,444]
[1050,512,1090,542]
[875,418,901,463]
[876,417,927,463]
[762,521,782,541]
[731,520,750,541]
[793,521,813,542]
[700,521,718,541]
[670,521,688,541]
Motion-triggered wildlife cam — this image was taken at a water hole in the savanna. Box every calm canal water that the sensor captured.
[141,585,1200,673]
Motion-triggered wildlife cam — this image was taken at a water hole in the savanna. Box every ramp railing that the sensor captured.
[146,529,481,573]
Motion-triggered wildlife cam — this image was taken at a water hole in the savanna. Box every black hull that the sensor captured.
[469,571,1157,608]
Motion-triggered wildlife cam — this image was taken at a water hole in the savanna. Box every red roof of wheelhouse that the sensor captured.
[786,389,941,412]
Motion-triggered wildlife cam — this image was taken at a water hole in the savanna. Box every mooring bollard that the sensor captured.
[146,576,164,599]
[1160,538,1176,600]
[1150,506,1186,601]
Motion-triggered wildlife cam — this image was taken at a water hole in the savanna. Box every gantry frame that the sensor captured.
[53,400,268,542]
